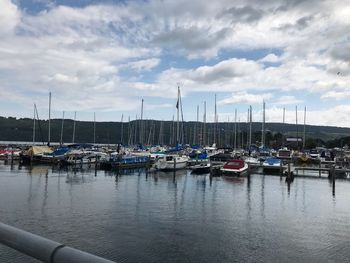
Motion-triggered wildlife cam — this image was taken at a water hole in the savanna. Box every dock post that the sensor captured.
[173,158,177,181]
[94,156,99,177]
[319,160,321,177]
[331,164,335,195]
[288,162,291,177]
[280,160,283,176]
[11,150,14,165]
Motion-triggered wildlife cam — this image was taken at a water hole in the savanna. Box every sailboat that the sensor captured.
[154,86,188,171]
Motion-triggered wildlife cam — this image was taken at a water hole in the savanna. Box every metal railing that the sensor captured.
[0,221,115,263]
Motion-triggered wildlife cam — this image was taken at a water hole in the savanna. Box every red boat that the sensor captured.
[221,159,249,176]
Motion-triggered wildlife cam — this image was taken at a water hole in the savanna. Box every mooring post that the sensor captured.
[331,164,335,194]
[280,160,283,176]
[288,162,291,178]
[11,150,14,165]
[319,160,321,177]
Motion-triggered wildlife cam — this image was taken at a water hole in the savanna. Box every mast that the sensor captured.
[33,104,36,145]
[128,116,131,145]
[261,100,265,147]
[93,112,96,144]
[194,105,199,145]
[48,92,51,146]
[296,106,299,150]
[60,111,65,145]
[120,114,124,144]
[203,101,206,146]
[72,111,76,143]
[282,107,285,147]
[171,115,175,145]
[179,87,185,144]
[249,105,252,147]
[303,106,306,149]
[140,99,144,144]
[214,94,217,145]
[234,108,237,150]
[176,86,180,144]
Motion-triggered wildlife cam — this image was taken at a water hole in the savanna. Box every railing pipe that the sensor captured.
[0,222,115,263]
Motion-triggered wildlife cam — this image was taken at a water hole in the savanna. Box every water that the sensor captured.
[1,162,350,262]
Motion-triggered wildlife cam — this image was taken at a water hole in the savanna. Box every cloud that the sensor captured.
[219,6,264,23]
[126,58,160,71]
[321,90,350,100]
[0,0,20,35]
[272,95,303,105]
[218,92,273,105]
[153,26,232,59]
[259,53,281,63]
[1,0,350,127]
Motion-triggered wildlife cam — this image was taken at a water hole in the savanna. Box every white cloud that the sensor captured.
[1,0,350,127]
[259,53,281,63]
[126,58,160,71]
[321,90,350,100]
[218,92,273,105]
[272,95,303,105]
[0,0,20,35]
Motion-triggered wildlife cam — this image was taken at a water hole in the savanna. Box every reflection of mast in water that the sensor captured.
[246,174,251,220]
[260,174,265,217]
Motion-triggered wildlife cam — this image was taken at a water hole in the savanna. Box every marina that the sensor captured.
[1,160,350,262]
[1,0,350,262]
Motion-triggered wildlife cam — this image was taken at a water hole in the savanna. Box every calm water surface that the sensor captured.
[0,162,350,262]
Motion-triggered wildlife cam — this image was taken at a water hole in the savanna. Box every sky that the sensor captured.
[0,0,350,126]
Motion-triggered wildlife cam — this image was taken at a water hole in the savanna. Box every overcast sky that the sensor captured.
[1,0,350,126]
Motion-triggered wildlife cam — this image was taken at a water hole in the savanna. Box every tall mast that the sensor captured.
[128,116,131,145]
[203,101,206,146]
[249,105,252,147]
[33,104,36,145]
[261,100,265,147]
[93,112,96,144]
[60,111,65,145]
[214,94,217,145]
[194,105,199,145]
[171,115,175,145]
[140,99,144,144]
[234,109,238,150]
[48,92,51,146]
[246,108,249,148]
[282,107,285,147]
[296,106,298,150]
[72,111,76,143]
[303,106,306,149]
[120,114,124,144]
[176,86,180,144]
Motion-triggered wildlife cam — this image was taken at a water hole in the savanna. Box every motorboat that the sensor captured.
[154,155,188,171]
[221,159,249,176]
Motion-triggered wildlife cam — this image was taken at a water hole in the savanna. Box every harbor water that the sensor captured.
[1,162,350,262]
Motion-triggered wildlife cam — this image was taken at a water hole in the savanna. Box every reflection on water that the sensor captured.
[0,162,350,262]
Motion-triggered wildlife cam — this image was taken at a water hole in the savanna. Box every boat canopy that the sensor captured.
[223,159,245,169]
[26,146,53,156]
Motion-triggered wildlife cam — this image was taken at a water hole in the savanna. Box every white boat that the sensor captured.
[262,157,284,174]
[65,150,107,165]
[277,147,292,159]
[244,156,260,166]
[221,159,249,176]
[154,155,188,171]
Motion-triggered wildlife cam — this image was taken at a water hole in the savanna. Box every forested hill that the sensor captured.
[1,116,350,147]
